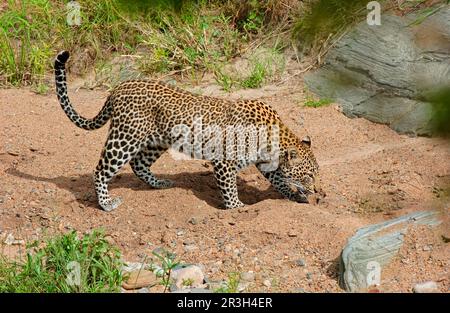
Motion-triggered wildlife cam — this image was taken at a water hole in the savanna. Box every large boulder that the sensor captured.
[340,210,442,292]
[304,7,450,136]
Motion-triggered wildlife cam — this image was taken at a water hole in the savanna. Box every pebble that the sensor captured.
[171,288,213,293]
[171,265,205,289]
[263,279,271,288]
[237,282,249,292]
[3,233,25,245]
[183,244,198,253]
[422,245,432,251]
[296,259,306,267]
[413,281,439,293]
[241,271,256,282]
[122,270,158,290]
[189,217,199,225]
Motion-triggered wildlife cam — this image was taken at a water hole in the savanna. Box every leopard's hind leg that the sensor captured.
[94,131,144,211]
[130,145,173,188]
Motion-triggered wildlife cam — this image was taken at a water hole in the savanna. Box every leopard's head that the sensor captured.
[278,136,322,202]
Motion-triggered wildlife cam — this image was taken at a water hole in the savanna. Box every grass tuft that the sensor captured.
[0,229,123,293]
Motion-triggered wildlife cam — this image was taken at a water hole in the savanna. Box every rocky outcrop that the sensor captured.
[340,210,442,292]
[304,7,450,136]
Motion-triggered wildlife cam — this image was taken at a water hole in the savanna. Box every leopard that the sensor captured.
[54,50,322,211]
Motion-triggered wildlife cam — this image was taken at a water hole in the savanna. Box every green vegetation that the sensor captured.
[0,0,280,89]
[151,248,180,292]
[0,0,444,89]
[214,272,240,293]
[425,87,450,137]
[292,0,371,50]
[304,96,333,108]
[0,229,123,292]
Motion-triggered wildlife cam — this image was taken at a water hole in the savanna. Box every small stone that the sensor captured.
[292,288,307,293]
[263,279,271,288]
[122,270,158,290]
[241,271,256,282]
[4,234,15,245]
[422,245,432,251]
[306,272,313,280]
[288,231,298,237]
[295,259,306,267]
[171,265,205,289]
[7,150,19,156]
[4,233,24,245]
[189,217,199,225]
[413,281,439,293]
[171,288,213,293]
[137,287,149,293]
[237,282,249,292]
[183,244,198,253]
[176,230,185,237]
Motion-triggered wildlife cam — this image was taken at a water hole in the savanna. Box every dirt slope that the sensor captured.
[0,77,449,292]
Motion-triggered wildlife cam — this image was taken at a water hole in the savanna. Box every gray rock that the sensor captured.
[340,210,442,292]
[171,288,213,293]
[413,281,439,293]
[137,287,150,293]
[183,244,199,253]
[295,259,306,267]
[304,8,450,136]
[121,262,149,273]
[237,282,250,292]
[207,280,227,291]
[171,265,205,289]
[240,271,256,282]
[189,217,199,225]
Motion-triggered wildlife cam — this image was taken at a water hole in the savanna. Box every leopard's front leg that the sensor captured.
[258,166,308,203]
[212,160,245,209]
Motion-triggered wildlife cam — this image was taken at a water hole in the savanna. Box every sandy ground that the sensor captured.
[0,76,449,292]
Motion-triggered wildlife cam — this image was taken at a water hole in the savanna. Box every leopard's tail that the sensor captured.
[54,51,112,130]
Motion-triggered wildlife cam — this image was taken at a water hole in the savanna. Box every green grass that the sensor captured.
[0,0,293,89]
[213,45,285,91]
[304,96,333,108]
[215,272,240,293]
[0,229,123,292]
[240,61,267,89]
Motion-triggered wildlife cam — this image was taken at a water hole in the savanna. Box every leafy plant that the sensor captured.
[215,272,240,293]
[0,229,123,293]
[151,248,180,292]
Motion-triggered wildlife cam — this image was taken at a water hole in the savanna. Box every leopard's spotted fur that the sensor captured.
[55,51,320,211]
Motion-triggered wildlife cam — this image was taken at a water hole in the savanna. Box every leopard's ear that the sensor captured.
[302,135,311,147]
